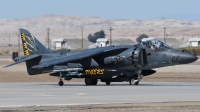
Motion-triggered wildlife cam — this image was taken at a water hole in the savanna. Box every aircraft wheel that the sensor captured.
[58,81,64,86]
[91,79,98,85]
[85,78,98,85]
[129,79,139,85]
[106,82,110,85]
[85,78,92,85]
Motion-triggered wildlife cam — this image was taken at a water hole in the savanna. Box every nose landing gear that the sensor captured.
[129,70,143,85]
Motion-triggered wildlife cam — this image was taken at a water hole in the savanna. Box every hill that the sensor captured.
[0,14,198,47]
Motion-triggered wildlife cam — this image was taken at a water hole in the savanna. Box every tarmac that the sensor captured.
[1,82,200,107]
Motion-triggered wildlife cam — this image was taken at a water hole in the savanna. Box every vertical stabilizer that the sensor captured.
[20,28,51,56]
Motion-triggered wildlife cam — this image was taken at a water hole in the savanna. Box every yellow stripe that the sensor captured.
[24,50,29,56]
[23,43,28,49]
[21,33,25,41]
[21,33,29,56]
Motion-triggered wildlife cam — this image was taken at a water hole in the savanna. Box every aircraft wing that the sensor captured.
[32,47,128,69]
[3,55,41,68]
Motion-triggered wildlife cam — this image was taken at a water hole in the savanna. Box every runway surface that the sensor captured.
[0,82,200,107]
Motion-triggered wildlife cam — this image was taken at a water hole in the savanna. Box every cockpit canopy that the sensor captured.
[140,38,171,51]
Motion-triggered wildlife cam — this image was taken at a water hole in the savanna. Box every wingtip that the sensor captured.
[3,65,9,68]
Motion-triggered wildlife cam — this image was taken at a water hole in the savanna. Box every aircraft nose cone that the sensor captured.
[178,53,198,64]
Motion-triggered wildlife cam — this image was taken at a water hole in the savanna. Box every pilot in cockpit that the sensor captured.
[141,38,171,51]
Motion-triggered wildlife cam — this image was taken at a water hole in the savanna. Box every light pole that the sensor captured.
[164,27,166,43]
[109,27,114,46]
[81,27,83,48]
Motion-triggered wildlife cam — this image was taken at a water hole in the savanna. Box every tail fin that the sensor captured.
[20,28,51,56]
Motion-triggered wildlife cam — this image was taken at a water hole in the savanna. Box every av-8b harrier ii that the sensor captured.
[4,29,198,86]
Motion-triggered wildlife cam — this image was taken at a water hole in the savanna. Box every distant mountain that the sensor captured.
[0,14,199,47]
[0,14,200,31]
[159,14,200,21]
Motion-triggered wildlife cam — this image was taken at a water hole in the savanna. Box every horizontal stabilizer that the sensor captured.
[3,55,41,68]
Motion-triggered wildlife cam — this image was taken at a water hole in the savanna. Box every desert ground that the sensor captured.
[1,102,200,112]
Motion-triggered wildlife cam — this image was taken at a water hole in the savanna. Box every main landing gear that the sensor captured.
[85,78,98,85]
[129,70,143,85]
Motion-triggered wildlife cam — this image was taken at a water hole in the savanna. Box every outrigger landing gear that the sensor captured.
[105,81,111,85]
[58,72,64,86]
[129,70,143,85]
[58,80,64,86]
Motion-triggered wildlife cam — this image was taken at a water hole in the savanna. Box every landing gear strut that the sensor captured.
[58,72,64,86]
[129,70,143,85]
[129,79,139,85]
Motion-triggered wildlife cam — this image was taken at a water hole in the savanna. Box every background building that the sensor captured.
[88,38,110,49]
[189,38,200,46]
[96,38,110,47]
[52,38,71,49]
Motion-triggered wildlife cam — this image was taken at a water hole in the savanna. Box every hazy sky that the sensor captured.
[0,0,200,20]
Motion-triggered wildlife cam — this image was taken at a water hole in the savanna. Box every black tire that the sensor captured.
[134,81,139,85]
[85,78,92,85]
[106,82,110,85]
[85,78,98,85]
[91,79,98,85]
[129,79,139,85]
[58,81,64,86]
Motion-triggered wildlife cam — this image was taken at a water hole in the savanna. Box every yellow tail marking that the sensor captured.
[21,33,29,56]
[23,43,28,49]
[21,33,25,41]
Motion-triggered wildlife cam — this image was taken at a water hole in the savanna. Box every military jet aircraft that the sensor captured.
[4,29,198,86]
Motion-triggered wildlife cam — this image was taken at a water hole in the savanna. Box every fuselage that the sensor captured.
[34,44,197,77]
